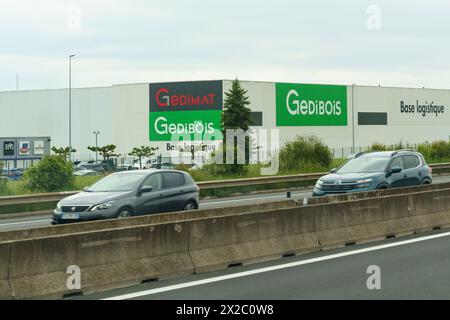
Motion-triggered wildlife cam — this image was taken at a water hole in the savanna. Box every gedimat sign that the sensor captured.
[149,81,223,141]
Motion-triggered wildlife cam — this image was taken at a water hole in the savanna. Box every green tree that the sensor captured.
[51,146,76,161]
[128,146,159,169]
[88,144,120,171]
[24,155,75,192]
[213,78,254,175]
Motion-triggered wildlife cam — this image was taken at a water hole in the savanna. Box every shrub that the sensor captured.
[417,143,431,160]
[24,155,75,192]
[369,142,388,152]
[0,161,7,195]
[174,163,192,173]
[429,140,450,160]
[279,135,332,172]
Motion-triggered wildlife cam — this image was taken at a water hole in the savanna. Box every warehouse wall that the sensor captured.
[2,81,450,163]
[354,86,450,146]
[111,83,151,157]
[0,87,112,160]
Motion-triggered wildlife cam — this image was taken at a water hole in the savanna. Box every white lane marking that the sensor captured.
[103,231,450,300]
[201,192,311,206]
[0,219,51,226]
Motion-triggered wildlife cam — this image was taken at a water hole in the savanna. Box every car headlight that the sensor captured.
[315,180,324,189]
[56,203,62,212]
[89,201,115,212]
[355,179,373,188]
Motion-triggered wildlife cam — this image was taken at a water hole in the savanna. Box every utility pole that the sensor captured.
[93,131,100,162]
[352,83,356,154]
[69,54,75,161]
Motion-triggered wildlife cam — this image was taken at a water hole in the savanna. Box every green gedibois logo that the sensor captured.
[276,83,348,126]
[149,110,222,141]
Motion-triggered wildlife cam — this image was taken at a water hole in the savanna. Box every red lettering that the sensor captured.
[156,90,216,108]
[171,95,179,106]
[200,95,209,105]
[179,95,188,105]
[155,88,169,107]
[208,93,216,105]
[191,96,200,105]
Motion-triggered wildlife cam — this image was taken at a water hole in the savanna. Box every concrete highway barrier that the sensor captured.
[2,221,193,299]
[0,200,298,242]
[0,243,10,298]
[189,206,320,273]
[1,186,450,299]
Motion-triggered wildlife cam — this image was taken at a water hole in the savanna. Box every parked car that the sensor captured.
[117,159,137,171]
[52,169,199,224]
[73,169,102,176]
[312,150,432,197]
[2,168,24,181]
[75,161,104,172]
[132,157,157,170]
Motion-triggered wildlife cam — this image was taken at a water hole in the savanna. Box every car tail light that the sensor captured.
[429,167,433,174]
[195,184,200,191]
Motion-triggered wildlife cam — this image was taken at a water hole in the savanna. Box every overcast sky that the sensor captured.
[1,0,449,91]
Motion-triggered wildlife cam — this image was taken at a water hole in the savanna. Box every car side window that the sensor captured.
[404,155,420,169]
[390,157,404,169]
[141,173,162,191]
[164,172,185,189]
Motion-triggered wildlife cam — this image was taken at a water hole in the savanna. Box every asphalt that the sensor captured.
[73,229,450,300]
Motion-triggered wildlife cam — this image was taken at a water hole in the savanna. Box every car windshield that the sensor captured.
[87,172,147,192]
[337,156,391,173]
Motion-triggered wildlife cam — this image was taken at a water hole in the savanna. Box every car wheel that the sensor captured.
[183,201,197,211]
[116,207,132,219]
[422,180,431,185]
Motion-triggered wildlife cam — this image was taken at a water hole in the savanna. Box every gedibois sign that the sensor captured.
[149,81,223,141]
[276,83,347,126]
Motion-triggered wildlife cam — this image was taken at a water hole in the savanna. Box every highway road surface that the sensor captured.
[72,229,450,300]
[1,174,450,232]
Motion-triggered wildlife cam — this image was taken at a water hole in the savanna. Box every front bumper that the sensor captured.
[52,208,116,224]
[312,185,375,197]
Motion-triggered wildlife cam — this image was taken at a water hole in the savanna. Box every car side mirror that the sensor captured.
[330,168,337,173]
[139,186,153,195]
[391,167,402,174]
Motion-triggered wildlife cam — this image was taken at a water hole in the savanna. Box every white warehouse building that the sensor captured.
[1,80,449,165]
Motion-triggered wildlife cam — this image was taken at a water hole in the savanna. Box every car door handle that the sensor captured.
[158,193,164,197]
[418,172,423,176]
[403,174,408,178]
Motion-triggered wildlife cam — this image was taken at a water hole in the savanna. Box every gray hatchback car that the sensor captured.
[52,169,199,224]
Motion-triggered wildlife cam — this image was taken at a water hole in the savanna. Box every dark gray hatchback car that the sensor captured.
[52,169,199,224]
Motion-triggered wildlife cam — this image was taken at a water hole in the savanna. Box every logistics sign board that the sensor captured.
[276,83,348,126]
[149,81,223,141]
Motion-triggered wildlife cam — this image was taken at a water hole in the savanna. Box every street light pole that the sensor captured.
[93,131,100,162]
[69,54,75,161]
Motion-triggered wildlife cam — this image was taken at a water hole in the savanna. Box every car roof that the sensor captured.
[112,169,187,175]
[358,150,421,158]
